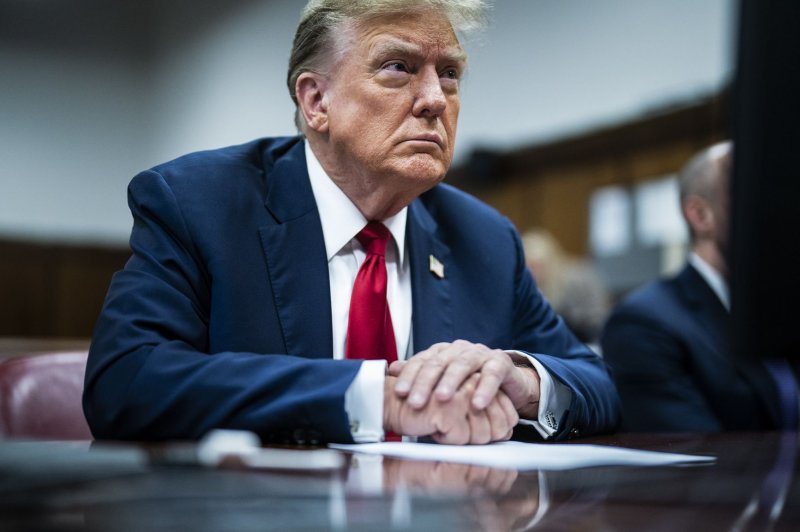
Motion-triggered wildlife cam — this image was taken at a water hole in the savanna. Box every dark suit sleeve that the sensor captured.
[507,225,621,440]
[601,308,723,432]
[83,170,361,443]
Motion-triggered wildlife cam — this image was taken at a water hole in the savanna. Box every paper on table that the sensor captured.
[330,441,715,471]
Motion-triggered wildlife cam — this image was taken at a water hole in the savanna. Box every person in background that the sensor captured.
[602,140,797,431]
[522,229,610,353]
[84,0,619,445]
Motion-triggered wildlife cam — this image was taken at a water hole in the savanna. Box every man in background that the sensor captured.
[522,229,610,353]
[84,0,619,445]
[602,141,796,431]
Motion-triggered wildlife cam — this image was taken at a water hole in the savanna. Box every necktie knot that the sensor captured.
[356,221,391,257]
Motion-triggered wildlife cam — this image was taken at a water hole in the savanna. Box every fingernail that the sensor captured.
[437,385,452,397]
[472,395,488,409]
[395,381,410,393]
[410,393,424,406]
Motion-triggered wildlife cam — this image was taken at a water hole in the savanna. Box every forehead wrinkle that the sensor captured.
[368,35,467,67]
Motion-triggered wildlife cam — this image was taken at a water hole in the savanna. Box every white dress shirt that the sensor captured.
[688,252,730,311]
[304,142,568,441]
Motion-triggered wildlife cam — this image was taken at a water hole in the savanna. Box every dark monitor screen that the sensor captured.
[730,0,800,360]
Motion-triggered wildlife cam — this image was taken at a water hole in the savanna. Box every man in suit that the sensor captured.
[602,141,795,431]
[84,0,619,444]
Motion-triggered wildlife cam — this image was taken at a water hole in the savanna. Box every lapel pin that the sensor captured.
[429,254,445,279]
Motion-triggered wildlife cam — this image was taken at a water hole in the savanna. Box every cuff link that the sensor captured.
[544,410,559,431]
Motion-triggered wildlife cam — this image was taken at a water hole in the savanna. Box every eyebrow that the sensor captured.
[369,38,468,67]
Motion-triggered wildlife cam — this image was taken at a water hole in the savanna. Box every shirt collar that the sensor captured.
[305,141,407,263]
[688,252,730,311]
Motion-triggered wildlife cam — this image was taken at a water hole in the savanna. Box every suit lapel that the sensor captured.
[408,197,453,353]
[258,141,333,359]
[679,265,783,426]
[678,266,729,352]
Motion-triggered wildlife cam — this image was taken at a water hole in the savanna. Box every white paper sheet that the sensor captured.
[330,441,715,471]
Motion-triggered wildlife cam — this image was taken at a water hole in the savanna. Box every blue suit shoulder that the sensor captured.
[613,273,683,318]
[603,269,696,347]
[139,137,301,195]
[128,137,302,228]
[144,136,299,187]
[419,182,518,244]
[420,182,508,221]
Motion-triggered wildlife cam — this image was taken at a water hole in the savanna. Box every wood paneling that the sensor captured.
[0,239,129,337]
[450,93,729,255]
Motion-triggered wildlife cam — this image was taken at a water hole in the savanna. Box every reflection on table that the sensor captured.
[1,431,798,531]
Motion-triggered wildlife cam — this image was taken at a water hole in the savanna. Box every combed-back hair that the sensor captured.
[287,0,488,130]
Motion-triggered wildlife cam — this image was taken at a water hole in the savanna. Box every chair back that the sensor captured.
[0,351,92,440]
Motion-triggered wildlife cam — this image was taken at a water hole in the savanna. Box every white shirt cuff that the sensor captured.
[506,351,572,439]
[344,360,387,442]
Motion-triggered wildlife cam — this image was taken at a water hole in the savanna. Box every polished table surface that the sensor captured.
[1,431,798,531]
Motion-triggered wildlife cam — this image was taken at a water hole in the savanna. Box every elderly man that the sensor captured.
[602,141,798,431]
[84,0,619,445]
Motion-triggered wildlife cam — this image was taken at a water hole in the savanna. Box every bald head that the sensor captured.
[679,140,733,274]
[679,141,732,205]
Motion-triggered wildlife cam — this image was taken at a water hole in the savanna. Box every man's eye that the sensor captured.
[384,62,409,72]
[442,68,459,80]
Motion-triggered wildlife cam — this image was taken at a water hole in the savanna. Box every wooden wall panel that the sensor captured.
[452,94,729,257]
[0,244,51,336]
[623,140,703,182]
[53,248,130,337]
[0,240,129,338]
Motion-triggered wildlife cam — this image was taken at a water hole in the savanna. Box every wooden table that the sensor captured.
[1,431,798,531]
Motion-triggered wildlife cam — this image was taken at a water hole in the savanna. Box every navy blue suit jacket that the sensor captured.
[84,137,619,443]
[601,264,782,431]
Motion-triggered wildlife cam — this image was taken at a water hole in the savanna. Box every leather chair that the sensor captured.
[0,350,92,440]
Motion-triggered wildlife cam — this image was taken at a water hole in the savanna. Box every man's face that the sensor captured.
[712,160,731,258]
[322,11,465,196]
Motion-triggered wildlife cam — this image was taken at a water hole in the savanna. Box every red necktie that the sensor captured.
[345,222,398,363]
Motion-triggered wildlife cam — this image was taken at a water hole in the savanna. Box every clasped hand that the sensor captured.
[382,340,541,444]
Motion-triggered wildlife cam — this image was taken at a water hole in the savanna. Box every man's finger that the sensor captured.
[484,394,515,442]
[497,391,520,434]
[470,353,512,409]
[400,343,462,408]
[393,343,447,397]
[387,360,406,377]
[433,414,470,445]
[467,408,492,445]
[392,359,422,397]
[432,345,484,401]
[431,373,481,444]
[484,397,508,443]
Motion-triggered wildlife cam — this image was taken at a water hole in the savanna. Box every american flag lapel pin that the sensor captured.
[429,254,445,279]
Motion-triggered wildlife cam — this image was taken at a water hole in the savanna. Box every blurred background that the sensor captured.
[0,0,734,339]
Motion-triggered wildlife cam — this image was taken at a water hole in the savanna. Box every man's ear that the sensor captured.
[683,195,714,237]
[296,72,329,133]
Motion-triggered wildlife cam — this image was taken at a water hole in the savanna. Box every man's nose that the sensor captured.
[411,67,447,118]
